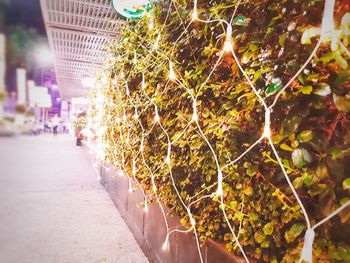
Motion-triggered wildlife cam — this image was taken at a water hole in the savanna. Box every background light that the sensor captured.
[81,77,96,88]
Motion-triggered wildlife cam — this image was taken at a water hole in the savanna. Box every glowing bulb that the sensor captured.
[165,144,171,164]
[223,40,232,52]
[263,110,271,138]
[192,112,198,122]
[149,16,154,29]
[126,84,130,96]
[133,51,137,65]
[300,228,315,263]
[106,167,110,172]
[162,237,170,251]
[192,100,198,121]
[142,74,146,89]
[165,155,170,164]
[129,186,133,193]
[132,160,136,175]
[154,106,160,123]
[126,136,130,144]
[223,24,233,52]
[153,34,161,50]
[123,111,127,121]
[192,9,198,21]
[190,217,196,227]
[134,110,139,120]
[153,184,157,192]
[144,202,148,212]
[217,170,223,196]
[168,61,176,80]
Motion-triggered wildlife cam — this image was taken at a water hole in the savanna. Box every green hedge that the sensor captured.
[91,0,350,261]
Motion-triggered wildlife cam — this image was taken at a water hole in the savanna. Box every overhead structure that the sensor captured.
[40,0,120,100]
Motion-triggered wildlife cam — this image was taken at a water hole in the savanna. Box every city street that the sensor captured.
[0,134,149,263]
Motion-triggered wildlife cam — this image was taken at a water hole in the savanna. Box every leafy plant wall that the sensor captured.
[88,0,350,262]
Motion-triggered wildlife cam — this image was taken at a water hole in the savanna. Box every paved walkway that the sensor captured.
[0,134,149,263]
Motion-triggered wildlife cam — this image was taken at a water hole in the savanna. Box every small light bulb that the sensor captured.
[192,9,198,21]
[129,186,133,193]
[123,111,127,121]
[162,238,170,251]
[217,170,223,196]
[263,110,271,138]
[133,51,137,65]
[154,106,160,123]
[153,34,161,50]
[144,203,148,213]
[192,100,198,121]
[300,228,315,263]
[142,74,146,89]
[192,112,198,122]
[126,137,129,144]
[165,155,170,164]
[223,24,233,53]
[263,126,271,138]
[126,85,130,96]
[155,113,160,123]
[149,19,154,30]
[169,61,176,80]
[223,40,232,52]
[190,217,196,227]
[152,184,157,192]
[132,161,136,175]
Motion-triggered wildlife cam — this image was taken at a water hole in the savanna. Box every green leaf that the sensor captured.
[292,148,312,168]
[334,51,348,69]
[343,177,350,190]
[280,143,294,152]
[315,83,331,97]
[263,222,274,235]
[232,15,250,26]
[266,82,282,94]
[300,85,313,95]
[284,223,305,243]
[297,130,314,142]
[333,94,350,112]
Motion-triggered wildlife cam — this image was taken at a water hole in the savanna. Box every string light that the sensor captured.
[192,9,198,21]
[154,105,160,123]
[262,109,271,138]
[192,99,198,122]
[161,236,170,251]
[142,74,146,89]
[153,34,161,50]
[168,61,176,80]
[86,1,350,263]
[134,50,137,65]
[223,24,233,52]
[129,179,133,193]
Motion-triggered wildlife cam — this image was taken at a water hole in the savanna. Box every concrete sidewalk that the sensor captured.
[0,134,149,263]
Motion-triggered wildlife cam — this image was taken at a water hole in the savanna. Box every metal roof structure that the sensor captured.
[40,0,120,100]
